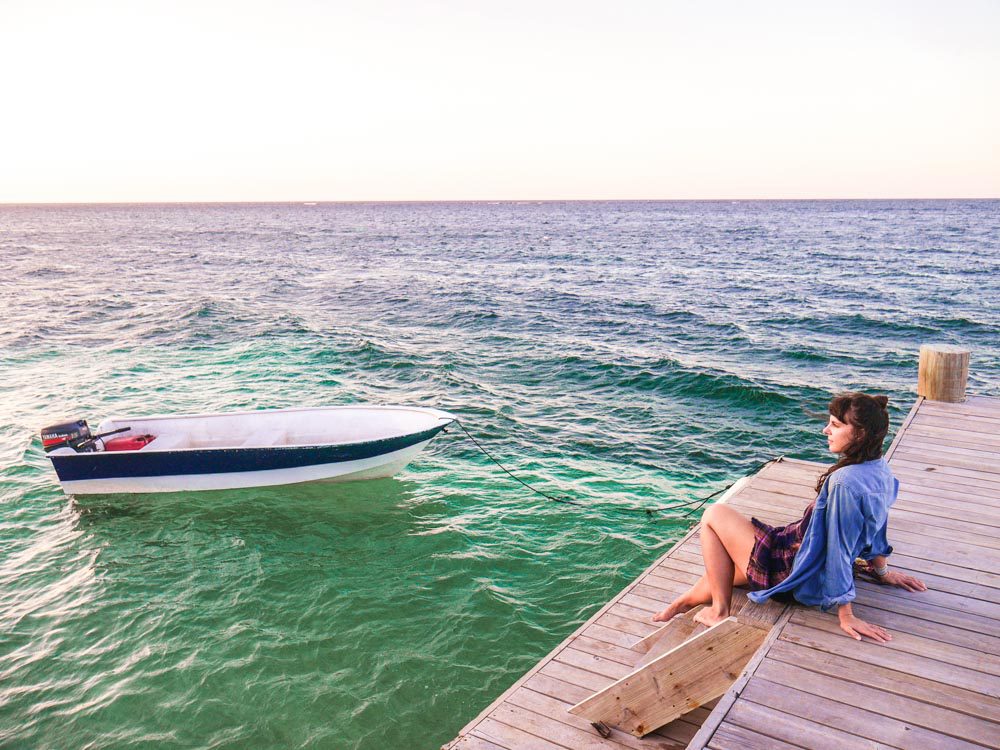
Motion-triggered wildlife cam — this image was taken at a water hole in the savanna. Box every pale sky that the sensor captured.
[1,0,998,202]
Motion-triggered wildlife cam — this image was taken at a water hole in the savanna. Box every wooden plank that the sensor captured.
[850,600,1000,652]
[631,579,691,603]
[634,581,691,604]
[745,462,818,482]
[891,453,1000,484]
[754,657,1000,747]
[903,428,1000,453]
[911,411,1000,435]
[540,660,612,692]
[892,463,1000,494]
[741,677,988,750]
[882,552,1000,594]
[506,687,681,750]
[887,506,1000,549]
[891,497,1000,528]
[598,608,661,636]
[891,544,1000,584]
[724,699,874,750]
[920,397,1000,419]
[883,526,1000,565]
[851,584,1000,638]
[854,576,1000,619]
[554,646,634,680]
[621,592,676,615]
[767,639,1000,723]
[570,617,767,737]
[604,603,671,629]
[895,436,1000,462]
[633,607,705,656]
[572,635,643,668]
[472,717,566,750]
[906,417,1000,442]
[744,476,816,499]
[523,670,712,748]
[889,513,1000,552]
[487,702,637,750]
[707,720,806,750]
[448,735,510,750]
[898,483,1000,509]
[778,621,1000,696]
[651,559,703,581]
[586,622,650,649]
[790,607,1000,676]
[893,466,1000,497]
[915,407,1000,427]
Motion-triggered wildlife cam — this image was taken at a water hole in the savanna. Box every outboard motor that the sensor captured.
[41,420,96,453]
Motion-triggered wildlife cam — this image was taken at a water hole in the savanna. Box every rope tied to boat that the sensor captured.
[453,420,780,521]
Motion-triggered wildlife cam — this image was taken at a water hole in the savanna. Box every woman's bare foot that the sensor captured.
[692,606,730,628]
[652,598,694,622]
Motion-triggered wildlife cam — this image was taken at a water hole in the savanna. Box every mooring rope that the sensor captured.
[453,420,780,521]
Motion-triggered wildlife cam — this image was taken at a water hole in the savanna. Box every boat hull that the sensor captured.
[46,407,453,495]
[56,439,436,494]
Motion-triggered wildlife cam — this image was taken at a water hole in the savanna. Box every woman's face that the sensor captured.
[823,413,856,454]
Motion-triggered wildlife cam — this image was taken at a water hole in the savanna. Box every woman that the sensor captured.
[653,392,926,642]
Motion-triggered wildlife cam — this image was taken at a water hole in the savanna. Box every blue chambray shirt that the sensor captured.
[747,458,897,611]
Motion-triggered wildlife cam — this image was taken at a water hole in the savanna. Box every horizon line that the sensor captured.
[2,197,999,207]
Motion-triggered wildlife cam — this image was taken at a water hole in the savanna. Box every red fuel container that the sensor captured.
[104,434,156,451]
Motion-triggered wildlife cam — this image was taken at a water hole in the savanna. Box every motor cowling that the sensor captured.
[41,420,94,453]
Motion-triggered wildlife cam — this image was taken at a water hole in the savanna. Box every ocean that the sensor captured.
[1,200,998,748]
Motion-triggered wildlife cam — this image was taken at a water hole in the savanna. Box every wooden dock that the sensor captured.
[444,393,1000,750]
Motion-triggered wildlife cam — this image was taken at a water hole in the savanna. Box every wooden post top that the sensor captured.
[917,344,970,403]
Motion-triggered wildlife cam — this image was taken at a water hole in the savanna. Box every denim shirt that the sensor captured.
[747,458,897,611]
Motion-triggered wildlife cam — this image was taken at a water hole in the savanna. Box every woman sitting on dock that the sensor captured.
[653,392,926,642]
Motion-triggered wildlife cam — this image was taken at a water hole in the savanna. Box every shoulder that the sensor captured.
[830,458,892,487]
[827,464,865,491]
[828,459,890,492]
[828,460,896,511]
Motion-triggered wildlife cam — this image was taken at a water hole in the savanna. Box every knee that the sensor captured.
[701,504,722,527]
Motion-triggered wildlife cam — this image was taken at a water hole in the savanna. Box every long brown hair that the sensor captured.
[815,392,891,492]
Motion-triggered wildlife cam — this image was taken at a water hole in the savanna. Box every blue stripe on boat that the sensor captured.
[50,425,446,482]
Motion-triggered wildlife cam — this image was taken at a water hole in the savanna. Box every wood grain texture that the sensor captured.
[569,617,767,737]
[918,344,970,402]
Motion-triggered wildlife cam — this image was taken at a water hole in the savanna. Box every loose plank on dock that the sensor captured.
[445,394,1000,749]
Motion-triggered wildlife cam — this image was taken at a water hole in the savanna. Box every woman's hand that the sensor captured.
[878,570,927,592]
[838,607,892,643]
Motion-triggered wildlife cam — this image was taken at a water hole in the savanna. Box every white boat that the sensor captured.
[41,406,456,495]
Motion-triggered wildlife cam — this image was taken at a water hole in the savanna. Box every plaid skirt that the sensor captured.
[746,502,815,591]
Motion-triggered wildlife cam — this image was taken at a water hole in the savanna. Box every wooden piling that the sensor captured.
[917,343,970,402]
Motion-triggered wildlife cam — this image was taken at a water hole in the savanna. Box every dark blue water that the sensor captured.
[1,200,998,748]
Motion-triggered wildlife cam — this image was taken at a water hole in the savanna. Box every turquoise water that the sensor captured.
[1,201,998,748]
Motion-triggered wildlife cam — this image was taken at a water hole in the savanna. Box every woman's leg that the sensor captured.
[652,505,756,624]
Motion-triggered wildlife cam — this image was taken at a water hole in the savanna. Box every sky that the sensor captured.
[1,0,998,202]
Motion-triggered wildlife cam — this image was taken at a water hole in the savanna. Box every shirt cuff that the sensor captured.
[861,545,893,561]
[820,590,856,611]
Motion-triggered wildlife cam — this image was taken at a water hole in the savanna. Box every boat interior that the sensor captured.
[96,406,453,451]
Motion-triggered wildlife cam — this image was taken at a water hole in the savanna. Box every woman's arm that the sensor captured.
[837,603,892,642]
[823,484,897,643]
[869,555,928,592]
